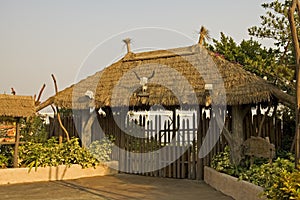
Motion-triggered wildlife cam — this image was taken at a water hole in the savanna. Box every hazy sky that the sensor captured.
[0,0,269,102]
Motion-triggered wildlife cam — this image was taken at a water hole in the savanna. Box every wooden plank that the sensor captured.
[187,118,191,179]
[197,107,204,180]
[150,119,154,177]
[158,115,162,177]
[162,121,167,178]
[176,115,181,178]
[167,121,172,178]
[192,112,197,180]
[181,119,186,179]
[145,119,150,176]
[154,115,158,177]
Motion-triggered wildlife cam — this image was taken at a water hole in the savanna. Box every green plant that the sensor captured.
[18,137,99,171]
[278,169,300,199]
[0,154,8,168]
[88,137,114,162]
[211,146,240,176]
[0,145,13,168]
[20,115,48,143]
[239,157,296,199]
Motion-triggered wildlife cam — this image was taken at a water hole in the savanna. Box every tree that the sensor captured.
[248,0,299,93]
[288,0,300,166]
[208,35,280,165]
[209,32,294,94]
[248,0,300,165]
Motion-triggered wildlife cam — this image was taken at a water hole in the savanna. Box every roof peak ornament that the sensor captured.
[198,26,210,46]
[123,38,132,54]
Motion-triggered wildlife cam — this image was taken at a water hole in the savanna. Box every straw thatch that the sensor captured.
[40,44,294,110]
[0,94,35,118]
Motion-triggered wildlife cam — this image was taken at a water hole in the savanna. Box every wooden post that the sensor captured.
[13,118,20,168]
[81,109,94,148]
[230,105,250,166]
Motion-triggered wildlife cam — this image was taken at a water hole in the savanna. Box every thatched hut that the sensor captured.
[0,94,35,118]
[40,43,294,179]
[39,44,293,109]
[0,94,35,167]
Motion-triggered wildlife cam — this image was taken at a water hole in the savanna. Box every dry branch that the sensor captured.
[51,74,70,142]
[35,84,46,105]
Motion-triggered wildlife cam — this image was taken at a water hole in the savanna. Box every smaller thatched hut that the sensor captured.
[0,94,35,118]
[0,94,35,167]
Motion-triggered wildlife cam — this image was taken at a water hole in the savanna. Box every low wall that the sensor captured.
[0,161,118,185]
[204,166,266,200]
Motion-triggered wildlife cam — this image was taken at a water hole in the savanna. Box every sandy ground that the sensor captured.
[0,174,233,200]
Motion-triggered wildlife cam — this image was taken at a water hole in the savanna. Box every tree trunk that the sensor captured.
[229,105,249,166]
[288,0,300,167]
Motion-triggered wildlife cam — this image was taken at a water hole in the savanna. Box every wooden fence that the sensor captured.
[48,107,283,180]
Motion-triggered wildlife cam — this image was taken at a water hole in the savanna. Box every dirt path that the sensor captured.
[0,174,233,200]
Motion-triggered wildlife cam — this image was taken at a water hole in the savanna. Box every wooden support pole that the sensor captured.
[13,118,20,168]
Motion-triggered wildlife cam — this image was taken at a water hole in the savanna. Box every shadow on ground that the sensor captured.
[0,174,233,200]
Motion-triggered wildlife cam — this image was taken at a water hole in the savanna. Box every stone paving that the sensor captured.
[0,174,233,200]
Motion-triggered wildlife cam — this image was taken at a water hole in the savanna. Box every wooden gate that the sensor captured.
[48,107,283,180]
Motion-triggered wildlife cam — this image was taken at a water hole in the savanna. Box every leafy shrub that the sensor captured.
[0,154,9,168]
[211,146,238,176]
[18,137,99,171]
[212,145,300,199]
[277,169,300,199]
[239,158,297,199]
[88,137,114,162]
[0,145,13,168]
[20,115,48,143]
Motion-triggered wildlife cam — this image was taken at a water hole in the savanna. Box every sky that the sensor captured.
[0,0,270,105]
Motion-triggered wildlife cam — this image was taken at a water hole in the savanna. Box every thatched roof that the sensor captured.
[39,44,294,110]
[0,94,35,118]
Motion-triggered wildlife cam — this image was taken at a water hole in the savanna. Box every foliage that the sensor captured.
[20,114,48,143]
[211,146,240,176]
[18,137,100,171]
[208,33,294,94]
[238,157,298,199]
[248,0,300,93]
[277,169,300,199]
[281,107,296,151]
[88,136,114,162]
[248,0,299,50]
[0,145,13,168]
[0,154,8,168]
[212,146,300,199]
[239,158,295,186]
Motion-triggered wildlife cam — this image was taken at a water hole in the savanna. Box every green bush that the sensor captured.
[212,146,300,199]
[238,157,298,199]
[88,137,114,162]
[18,137,99,171]
[0,145,13,168]
[211,146,238,176]
[0,154,9,168]
[20,115,48,143]
[277,169,300,199]
[239,158,295,186]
